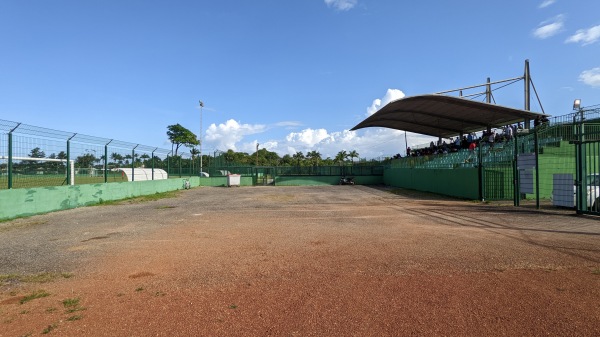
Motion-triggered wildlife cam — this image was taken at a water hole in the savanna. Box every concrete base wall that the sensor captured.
[0,178,197,220]
[274,175,383,186]
[383,168,479,200]
[0,174,380,220]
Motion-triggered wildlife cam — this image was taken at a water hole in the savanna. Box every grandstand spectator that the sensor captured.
[468,141,477,152]
[504,124,513,141]
[453,137,461,150]
[488,130,496,148]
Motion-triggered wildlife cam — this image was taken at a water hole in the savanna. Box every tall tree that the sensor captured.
[306,150,322,166]
[348,150,359,164]
[76,153,96,168]
[335,150,348,165]
[292,151,305,166]
[167,124,199,156]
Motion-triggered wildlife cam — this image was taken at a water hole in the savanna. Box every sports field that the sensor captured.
[0,185,599,336]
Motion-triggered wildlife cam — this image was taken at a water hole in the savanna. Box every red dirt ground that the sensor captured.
[1,186,599,336]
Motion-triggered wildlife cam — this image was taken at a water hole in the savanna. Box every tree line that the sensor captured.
[2,124,367,174]
[166,123,362,167]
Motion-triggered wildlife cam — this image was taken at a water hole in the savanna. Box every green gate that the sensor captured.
[255,167,275,186]
[574,121,600,215]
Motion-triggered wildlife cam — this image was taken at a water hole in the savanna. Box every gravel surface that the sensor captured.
[1,185,599,336]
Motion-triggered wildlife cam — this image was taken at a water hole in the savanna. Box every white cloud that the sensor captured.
[324,0,357,11]
[532,14,565,39]
[366,89,405,116]
[203,89,436,158]
[274,121,303,129]
[204,119,266,152]
[538,0,556,9]
[285,128,331,148]
[566,25,600,46]
[579,67,600,88]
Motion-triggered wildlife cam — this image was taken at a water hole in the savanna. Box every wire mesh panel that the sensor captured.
[0,119,178,189]
[7,133,72,188]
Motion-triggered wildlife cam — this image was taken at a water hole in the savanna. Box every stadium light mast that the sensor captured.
[199,100,204,176]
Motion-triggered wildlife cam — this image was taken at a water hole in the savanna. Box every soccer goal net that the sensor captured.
[0,156,75,185]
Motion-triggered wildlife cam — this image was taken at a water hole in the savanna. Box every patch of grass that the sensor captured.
[135,287,144,292]
[41,323,57,334]
[66,314,83,321]
[97,191,181,206]
[592,268,600,275]
[62,297,80,308]
[62,297,86,314]
[0,220,47,232]
[0,272,73,285]
[155,205,176,209]
[229,304,238,309]
[61,273,74,279]
[46,307,57,313]
[20,290,50,304]
[65,306,86,314]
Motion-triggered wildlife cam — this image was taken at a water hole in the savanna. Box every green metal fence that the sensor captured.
[0,119,199,189]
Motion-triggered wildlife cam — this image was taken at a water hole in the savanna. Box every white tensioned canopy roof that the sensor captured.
[351,94,547,138]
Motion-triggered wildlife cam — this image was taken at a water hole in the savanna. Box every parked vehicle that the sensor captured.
[339,176,355,185]
[575,174,600,210]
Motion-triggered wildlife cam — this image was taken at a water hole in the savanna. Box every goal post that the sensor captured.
[0,156,75,185]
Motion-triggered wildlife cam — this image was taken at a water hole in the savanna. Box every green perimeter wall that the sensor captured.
[274,175,383,186]
[384,167,479,200]
[0,177,254,220]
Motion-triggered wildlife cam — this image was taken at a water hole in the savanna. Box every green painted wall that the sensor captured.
[383,168,479,199]
[198,176,254,187]
[274,175,383,186]
[0,175,257,220]
[0,178,196,220]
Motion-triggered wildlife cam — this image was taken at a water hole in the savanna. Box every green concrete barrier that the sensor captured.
[384,167,479,200]
[274,175,383,186]
[0,178,195,220]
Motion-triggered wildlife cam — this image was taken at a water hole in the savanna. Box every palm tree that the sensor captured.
[306,150,322,166]
[110,152,124,167]
[348,150,359,164]
[292,151,305,166]
[335,150,348,166]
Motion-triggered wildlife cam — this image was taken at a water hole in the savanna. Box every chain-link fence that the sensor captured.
[0,119,199,189]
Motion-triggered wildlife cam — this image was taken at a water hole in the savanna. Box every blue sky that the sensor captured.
[1,0,599,159]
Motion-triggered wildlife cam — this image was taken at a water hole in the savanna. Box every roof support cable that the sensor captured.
[529,78,546,115]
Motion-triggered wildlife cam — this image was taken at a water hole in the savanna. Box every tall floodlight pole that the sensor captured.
[199,100,204,176]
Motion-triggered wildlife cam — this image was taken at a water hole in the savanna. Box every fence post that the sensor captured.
[7,123,21,189]
[152,148,157,180]
[513,132,520,206]
[167,151,171,177]
[478,140,484,201]
[67,133,77,186]
[534,128,540,209]
[132,145,138,182]
[104,140,112,183]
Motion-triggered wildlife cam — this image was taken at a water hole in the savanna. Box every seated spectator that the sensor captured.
[468,141,477,152]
